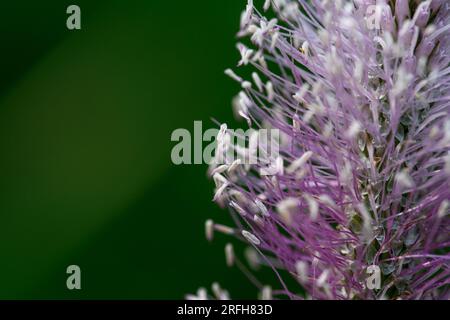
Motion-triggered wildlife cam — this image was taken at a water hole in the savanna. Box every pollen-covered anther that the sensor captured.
[252,72,263,92]
[225,69,242,83]
[396,169,414,189]
[205,219,214,242]
[211,282,230,300]
[293,84,310,103]
[265,81,274,102]
[229,200,247,216]
[225,243,235,267]
[437,200,449,219]
[276,197,298,226]
[286,151,313,174]
[300,41,309,55]
[316,269,330,288]
[242,230,261,246]
[213,180,229,202]
[345,121,361,140]
[240,0,254,30]
[254,199,269,217]
[318,194,337,209]
[237,43,254,66]
[213,173,227,187]
[227,159,242,173]
[210,164,229,176]
[270,32,279,50]
[295,261,309,284]
[253,214,265,227]
[261,286,272,300]
[245,247,260,270]
[215,224,235,236]
[305,195,319,221]
[444,152,450,175]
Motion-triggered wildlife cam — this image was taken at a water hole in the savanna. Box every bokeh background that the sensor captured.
[0,0,260,299]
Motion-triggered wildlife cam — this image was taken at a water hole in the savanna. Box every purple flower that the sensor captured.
[205,0,450,300]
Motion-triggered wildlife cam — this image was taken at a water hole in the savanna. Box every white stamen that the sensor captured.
[417,57,428,75]
[225,243,235,267]
[242,230,261,245]
[324,46,342,75]
[445,152,450,175]
[213,173,228,187]
[252,72,263,92]
[263,0,271,11]
[211,282,229,300]
[305,195,319,221]
[392,68,413,97]
[293,114,301,132]
[267,18,278,30]
[237,43,254,66]
[211,164,229,176]
[340,16,355,29]
[295,260,309,284]
[205,219,214,241]
[322,122,333,138]
[225,69,242,82]
[312,81,322,96]
[238,110,252,126]
[318,194,337,209]
[286,151,313,174]
[253,214,265,227]
[247,24,258,34]
[254,199,269,217]
[215,224,234,235]
[266,81,274,102]
[242,81,252,89]
[424,24,436,36]
[271,32,279,50]
[245,247,260,270]
[301,41,309,55]
[261,286,272,300]
[396,170,414,189]
[399,19,413,39]
[354,60,363,83]
[211,282,221,299]
[275,156,284,176]
[357,203,372,228]
[340,161,353,186]
[197,287,208,300]
[318,29,329,45]
[252,50,267,68]
[317,269,330,287]
[345,121,361,139]
[437,200,449,218]
[228,159,242,173]
[293,34,302,48]
[239,91,251,106]
[217,123,228,143]
[293,83,310,103]
[240,0,254,29]
[230,200,247,216]
[276,197,298,225]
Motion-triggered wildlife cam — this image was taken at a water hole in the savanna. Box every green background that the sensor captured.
[0,0,258,299]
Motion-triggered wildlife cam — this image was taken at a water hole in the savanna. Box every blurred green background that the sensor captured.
[0,0,258,299]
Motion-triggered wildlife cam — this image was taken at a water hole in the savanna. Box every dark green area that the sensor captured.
[0,0,259,299]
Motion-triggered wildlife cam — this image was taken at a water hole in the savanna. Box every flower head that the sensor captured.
[206,0,449,300]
